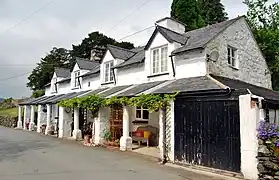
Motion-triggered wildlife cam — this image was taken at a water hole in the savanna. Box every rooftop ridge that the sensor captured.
[107,44,136,54]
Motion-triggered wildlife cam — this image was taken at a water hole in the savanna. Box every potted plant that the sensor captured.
[102,129,112,146]
[83,125,92,145]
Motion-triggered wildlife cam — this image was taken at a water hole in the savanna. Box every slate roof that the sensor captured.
[47,92,76,104]
[57,77,71,84]
[98,85,132,97]
[152,76,222,94]
[173,16,243,54]
[54,68,71,78]
[113,50,145,69]
[79,64,100,79]
[76,58,100,70]
[212,75,279,101]
[107,45,135,60]
[78,88,109,98]
[117,81,166,97]
[38,94,65,104]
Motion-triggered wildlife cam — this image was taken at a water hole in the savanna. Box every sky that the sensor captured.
[0,0,276,98]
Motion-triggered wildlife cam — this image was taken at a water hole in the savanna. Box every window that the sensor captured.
[51,78,57,93]
[74,71,80,88]
[227,46,237,68]
[151,46,168,74]
[136,107,149,120]
[104,61,114,83]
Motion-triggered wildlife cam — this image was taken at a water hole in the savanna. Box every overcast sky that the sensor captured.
[0,0,276,98]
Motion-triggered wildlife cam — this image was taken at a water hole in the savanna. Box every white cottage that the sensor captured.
[18,16,279,180]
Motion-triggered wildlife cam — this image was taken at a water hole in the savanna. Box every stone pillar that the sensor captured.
[29,105,35,131]
[23,105,27,130]
[37,105,42,133]
[45,104,52,135]
[239,94,259,180]
[17,106,23,129]
[120,106,132,151]
[58,106,64,138]
[72,107,82,140]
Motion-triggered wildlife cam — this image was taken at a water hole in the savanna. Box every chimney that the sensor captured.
[90,46,106,62]
[155,17,186,34]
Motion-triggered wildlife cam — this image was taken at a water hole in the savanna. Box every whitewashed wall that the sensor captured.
[116,65,146,86]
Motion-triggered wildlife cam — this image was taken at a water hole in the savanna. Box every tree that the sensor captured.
[171,0,205,31]
[71,31,134,60]
[32,90,45,98]
[244,0,279,90]
[27,47,71,91]
[198,0,228,25]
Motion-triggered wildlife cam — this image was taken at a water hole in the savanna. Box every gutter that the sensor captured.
[112,67,117,85]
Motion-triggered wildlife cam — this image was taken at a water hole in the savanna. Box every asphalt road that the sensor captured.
[0,127,232,180]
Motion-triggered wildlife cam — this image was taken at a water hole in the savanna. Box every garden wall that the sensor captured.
[0,116,17,128]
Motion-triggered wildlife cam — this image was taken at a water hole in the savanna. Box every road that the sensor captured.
[0,127,232,180]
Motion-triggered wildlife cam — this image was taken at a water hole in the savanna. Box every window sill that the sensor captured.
[147,72,169,78]
[51,92,57,94]
[101,81,114,85]
[71,87,80,90]
[132,120,149,124]
[229,65,239,70]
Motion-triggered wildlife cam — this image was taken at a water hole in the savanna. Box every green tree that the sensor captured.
[198,0,228,25]
[27,47,71,91]
[171,0,205,31]
[32,90,45,98]
[71,31,134,60]
[244,0,279,90]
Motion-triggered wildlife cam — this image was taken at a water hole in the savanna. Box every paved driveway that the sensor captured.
[0,127,233,180]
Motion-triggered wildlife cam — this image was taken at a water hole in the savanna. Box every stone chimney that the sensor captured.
[90,46,106,62]
[155,17,186,34]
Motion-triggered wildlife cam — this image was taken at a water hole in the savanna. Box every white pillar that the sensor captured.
[159,108,166,161]
[45,104,52,135]
[72,107,82,140]
[239,94,259,180]
[23,105,27,130]
[168,100,175,162]
[29,105,35,131]
[37,105,42,133]
[120,106,132,151]
[58,106,64,138]
[17,106,23,129]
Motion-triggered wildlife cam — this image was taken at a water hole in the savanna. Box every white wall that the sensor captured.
[45,86,51,96]
[116,65,146,86]
[239,94,259,180]
[174,49,207,79]
[82,75,101,91]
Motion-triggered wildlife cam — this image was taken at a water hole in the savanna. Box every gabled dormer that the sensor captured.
[144,17,188,81]
[71,58,99,90]
[51,67,71,94]
[100,45,136,86]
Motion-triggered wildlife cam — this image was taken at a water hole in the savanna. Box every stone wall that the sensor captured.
[206,17,272,89]
[0,116,18,128]
[258,139,279,179]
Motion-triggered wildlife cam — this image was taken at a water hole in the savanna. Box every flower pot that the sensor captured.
[84,135,91,144]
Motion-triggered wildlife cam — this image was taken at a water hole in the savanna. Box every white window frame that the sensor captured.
[104,61,114,83]
[135,107,149,120]
[227,46,238,68]
[151,45,168,75]
[74,71,80,88]
[51,78,57,93]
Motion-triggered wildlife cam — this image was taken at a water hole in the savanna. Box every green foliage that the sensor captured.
[102,128,112,141]
[171,0,205,31]
[244,0,279,90]
[58,93,178,113]
[198,0,228,25]
[32,90,45,98]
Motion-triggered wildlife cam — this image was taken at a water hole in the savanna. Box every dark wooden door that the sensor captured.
[174,98,241,172]
[110,105,123,141]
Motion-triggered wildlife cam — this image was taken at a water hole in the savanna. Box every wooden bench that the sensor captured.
[132,125,159,147]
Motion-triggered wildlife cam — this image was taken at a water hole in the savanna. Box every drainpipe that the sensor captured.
[112,68,116,85]
[169,54,176,77]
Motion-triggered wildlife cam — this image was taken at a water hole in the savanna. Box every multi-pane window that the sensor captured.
[104,61,114,83]
[227,46,237,68]
[51,78,57,92]
[136,107,149,120]
[74,71,80,88]
[152,46,168,74]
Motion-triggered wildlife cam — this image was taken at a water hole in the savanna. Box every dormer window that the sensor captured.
[51,78,57,93]
[151,46,168,74]
[104,61,114,83]
[74,71,80,88]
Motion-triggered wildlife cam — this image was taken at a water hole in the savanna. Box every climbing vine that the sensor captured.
[58,92,178,113]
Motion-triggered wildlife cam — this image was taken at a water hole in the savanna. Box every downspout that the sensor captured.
[112,68,116,85]
[169,54,176,77]
[78,77,82,89]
